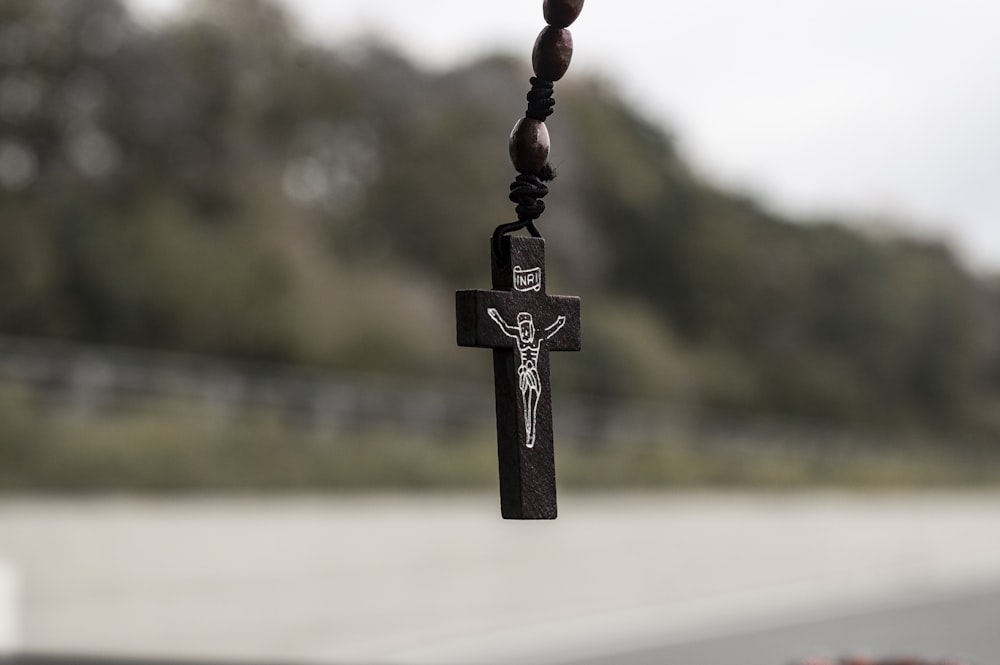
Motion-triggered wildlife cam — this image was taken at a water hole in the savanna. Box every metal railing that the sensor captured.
[0,335,691,444]
[0,335,984,460]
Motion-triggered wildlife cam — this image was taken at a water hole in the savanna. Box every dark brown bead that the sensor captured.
[532,27,573,82]
[509,117,549,173]
[543,0,584,28]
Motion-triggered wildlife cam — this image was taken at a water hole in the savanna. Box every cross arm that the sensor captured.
[457,290,581,351]
[544,295,581,352]
[456,289,518,348]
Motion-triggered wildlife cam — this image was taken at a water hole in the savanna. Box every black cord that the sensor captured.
[492,167,555,261]
[525,77,555,121]
[492,75,560,261]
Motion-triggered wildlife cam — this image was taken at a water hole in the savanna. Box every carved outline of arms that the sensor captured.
[544,315,567,339]
[487,307,520,338]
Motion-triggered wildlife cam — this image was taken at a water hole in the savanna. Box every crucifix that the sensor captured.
[457,236,581,519]
[455,0,584,519]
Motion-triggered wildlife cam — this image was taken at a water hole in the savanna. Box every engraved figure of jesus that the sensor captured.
[487,308,567,448]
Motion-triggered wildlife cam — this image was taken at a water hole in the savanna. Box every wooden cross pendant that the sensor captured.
[456,235,581,519]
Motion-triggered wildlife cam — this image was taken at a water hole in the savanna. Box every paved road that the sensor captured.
[2,494,1000,664]
[565,584,1000,665]
[2,587,997,665]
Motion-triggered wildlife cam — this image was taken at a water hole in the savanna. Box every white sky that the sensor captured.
[131,0,1000,271]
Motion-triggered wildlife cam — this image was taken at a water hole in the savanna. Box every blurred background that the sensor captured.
[1,1,1000,664]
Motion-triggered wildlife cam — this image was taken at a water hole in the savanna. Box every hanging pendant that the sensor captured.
[457,236,580,519]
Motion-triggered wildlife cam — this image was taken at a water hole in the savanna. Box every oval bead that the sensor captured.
[532,26,573,81]
[509,117,550,173]
[543,0,585,28]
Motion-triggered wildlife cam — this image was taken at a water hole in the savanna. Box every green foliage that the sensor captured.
[1,0,999,440]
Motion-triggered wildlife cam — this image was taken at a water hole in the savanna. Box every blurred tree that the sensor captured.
[0,0,997,435]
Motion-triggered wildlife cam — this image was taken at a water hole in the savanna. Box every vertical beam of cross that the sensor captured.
[456,236,581,519]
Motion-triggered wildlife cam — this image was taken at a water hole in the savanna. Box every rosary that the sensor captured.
[456,0,584,520]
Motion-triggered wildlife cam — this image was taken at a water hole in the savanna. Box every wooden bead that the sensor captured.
[509,117,550,173]
[543,0,584,28]
[532,27,573,82]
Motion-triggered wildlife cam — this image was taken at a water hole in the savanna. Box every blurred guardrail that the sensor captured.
[0,335,986,460]
[0,335,692,445]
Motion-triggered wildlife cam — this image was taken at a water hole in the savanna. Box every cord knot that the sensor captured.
[525,77,555,121]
